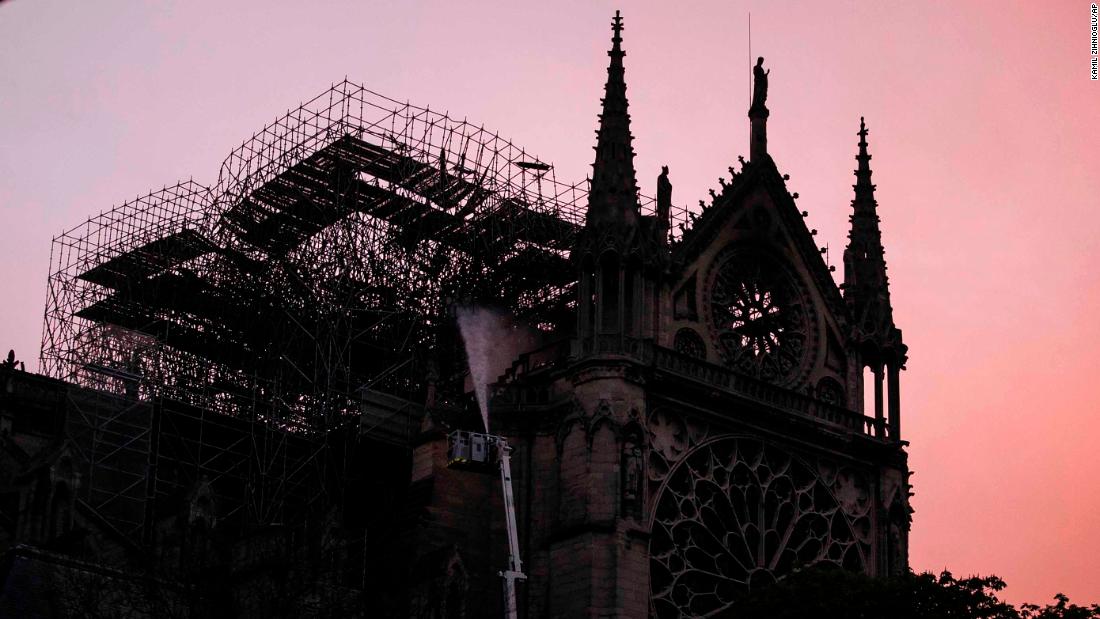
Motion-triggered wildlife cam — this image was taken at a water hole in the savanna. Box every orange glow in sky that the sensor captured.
[1,0,1097,605]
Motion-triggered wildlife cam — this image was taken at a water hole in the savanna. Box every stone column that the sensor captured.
[873,364,885,439]
[888,363,901,440]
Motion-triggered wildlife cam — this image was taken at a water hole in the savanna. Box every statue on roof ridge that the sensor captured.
[751,56,770,112]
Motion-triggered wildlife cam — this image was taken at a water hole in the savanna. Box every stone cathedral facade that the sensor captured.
[409,13,911,618]
[0,12,910,619]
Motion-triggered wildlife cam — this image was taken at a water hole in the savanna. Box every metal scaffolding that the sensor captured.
[39,80,685,533]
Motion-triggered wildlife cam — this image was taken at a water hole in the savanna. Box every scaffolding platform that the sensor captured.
[39,80,687,532]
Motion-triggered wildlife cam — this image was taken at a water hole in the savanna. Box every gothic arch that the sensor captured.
[598,250,621,333]
[558,421,589,525]
[555,418,585,456]
[555,401,589,455]
[441,547,469,619]
[672,327,706,359]
[587,400,619,447]
[187,478,218,529]
[590,422,619,521]
[815,376,846,406]
[885,493,908,577]
[48,481,72,539]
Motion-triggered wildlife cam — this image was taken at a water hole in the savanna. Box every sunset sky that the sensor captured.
[1,0,1097,605]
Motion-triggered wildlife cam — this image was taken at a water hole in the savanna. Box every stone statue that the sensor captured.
[657,165,672,217]
[621,437,643,518]
[751,56,769,111]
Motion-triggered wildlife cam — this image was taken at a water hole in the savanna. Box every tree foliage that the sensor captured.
[733,565,1100,619]
[1019,594,1100,619]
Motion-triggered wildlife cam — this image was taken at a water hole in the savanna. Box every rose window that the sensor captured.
[709,252,810,384]
[650,438,864,617]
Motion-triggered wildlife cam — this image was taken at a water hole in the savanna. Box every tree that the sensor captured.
[1020,594,1100,619]
[733,565,1099,619]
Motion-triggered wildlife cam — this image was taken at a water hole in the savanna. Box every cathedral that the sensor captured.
[0,11,910,618]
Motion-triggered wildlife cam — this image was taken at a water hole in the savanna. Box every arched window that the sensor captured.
[49,482,71,539]
[623,265,635,333]
[673,328,706,359]
[863,366,876,417]
[600,253,620,333]
[815,377,845,406]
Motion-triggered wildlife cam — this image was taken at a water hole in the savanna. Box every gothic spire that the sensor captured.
[585,10,640,229]
[853,117,877,218]
[843,117,902,354]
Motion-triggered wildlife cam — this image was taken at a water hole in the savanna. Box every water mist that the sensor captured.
[456,306,532,431]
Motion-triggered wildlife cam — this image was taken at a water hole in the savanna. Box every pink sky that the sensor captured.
[1,0,1097,605]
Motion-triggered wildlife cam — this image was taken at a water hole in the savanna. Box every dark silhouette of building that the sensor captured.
[2,11,910,618]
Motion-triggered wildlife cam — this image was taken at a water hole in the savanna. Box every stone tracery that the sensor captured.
[649,434,869,617]
[706,250,815,387]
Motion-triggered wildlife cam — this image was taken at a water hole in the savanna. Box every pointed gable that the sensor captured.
[664,61,853,396]
[673,155,848,330]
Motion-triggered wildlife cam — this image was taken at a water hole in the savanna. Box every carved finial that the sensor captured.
[612,10,624,48]
[855,117,874,187]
